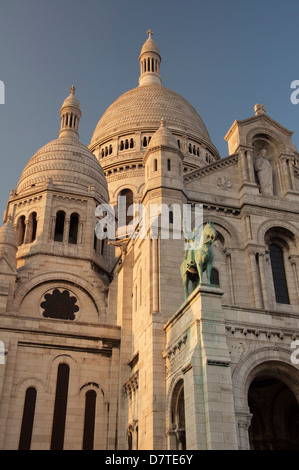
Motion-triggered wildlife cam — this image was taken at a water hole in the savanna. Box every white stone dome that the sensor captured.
[16,86,109,203]
[148,119,179,150]
[16,137,109,202]
[90,84,217,153]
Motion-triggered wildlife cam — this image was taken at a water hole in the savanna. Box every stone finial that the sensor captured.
[70,84,76,95]
[146,29,154,39]
[254,103,266,115]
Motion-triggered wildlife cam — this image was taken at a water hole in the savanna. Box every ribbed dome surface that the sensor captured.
[17,137,109,202]
[90,84,215,150]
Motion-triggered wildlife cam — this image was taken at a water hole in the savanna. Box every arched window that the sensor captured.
[50,363,70,450]
[82,390,97,450]
[171,380,186,450]
[169,206,173,224]
[210,268,220,286]
[17,215,26,246]
[18,387,37,450]
[119,189,134,225]
[269,243,290,304]
[54,211,65,242]
[68,213,79,244]
[27,212,37,243]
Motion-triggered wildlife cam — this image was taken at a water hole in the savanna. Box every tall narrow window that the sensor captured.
[167,159,171,171]
[17,215,26,246]
[269,244,290,304]
[169,208,173,224]
[54,211,65,242]
[119,189,133,225]
[18,387,37,450]
[50,363,70,450]
[82,390,97,450]
[154,159,158,171]
[69,213,79,244]
[27,212,37,243]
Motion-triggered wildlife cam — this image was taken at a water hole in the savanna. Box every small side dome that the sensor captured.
[148,119,179,150]
[0,217,17,249]
[16,87,109,203]
[0,217,18,269]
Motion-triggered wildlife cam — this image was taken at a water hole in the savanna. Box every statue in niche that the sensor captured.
[255,148,273,195]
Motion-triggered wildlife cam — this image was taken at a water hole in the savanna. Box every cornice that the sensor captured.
[184,154,238,183]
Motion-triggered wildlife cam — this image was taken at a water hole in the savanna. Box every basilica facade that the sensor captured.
[1,31,299,450]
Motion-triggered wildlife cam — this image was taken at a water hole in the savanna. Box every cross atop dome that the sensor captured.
[139,31,162,86]
[146,29,154,39]
[59,85,82,140]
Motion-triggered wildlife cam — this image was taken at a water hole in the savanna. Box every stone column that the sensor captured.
[238,149,248,185]
[257,251,269,310]
[288,159,296,190]
[236,409,252,450]
[279,156,292,192]
[289,256,299,304]
[246,149,256,183]
[63,218,70,243]
[248,250,263,309]
[225,250,235,305]
[152,238,159,314]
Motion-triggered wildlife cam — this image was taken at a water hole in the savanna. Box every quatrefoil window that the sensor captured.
[40,288,79,320]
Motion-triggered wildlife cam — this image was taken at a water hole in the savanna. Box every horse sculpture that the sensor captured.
[180,221,217,300]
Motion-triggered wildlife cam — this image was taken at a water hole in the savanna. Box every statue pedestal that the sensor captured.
[164,284,238,450]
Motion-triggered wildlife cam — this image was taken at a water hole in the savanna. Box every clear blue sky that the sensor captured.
[1,0,299,220]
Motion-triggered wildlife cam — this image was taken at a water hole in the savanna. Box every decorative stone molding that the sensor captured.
[217,176,232,190]
[123,371,139,397]
[184,154,238,183]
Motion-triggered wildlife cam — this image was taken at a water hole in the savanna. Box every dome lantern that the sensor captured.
[139,29,162,86]
[59,85,82,140]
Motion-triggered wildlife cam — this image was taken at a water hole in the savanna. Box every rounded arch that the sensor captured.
[79,381,108,403]
[166,372,185,429]
[11,271,107,317]
[232,345,299,410]
[12,376,46,398]
[112,183,137,200]
[47,353,78,394]
[246,127,286,153]
[257,219,298,247]
[204,214,241,249]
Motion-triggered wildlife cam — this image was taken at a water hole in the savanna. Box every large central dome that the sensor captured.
[89,31,219,161]
[90,84,214,148]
